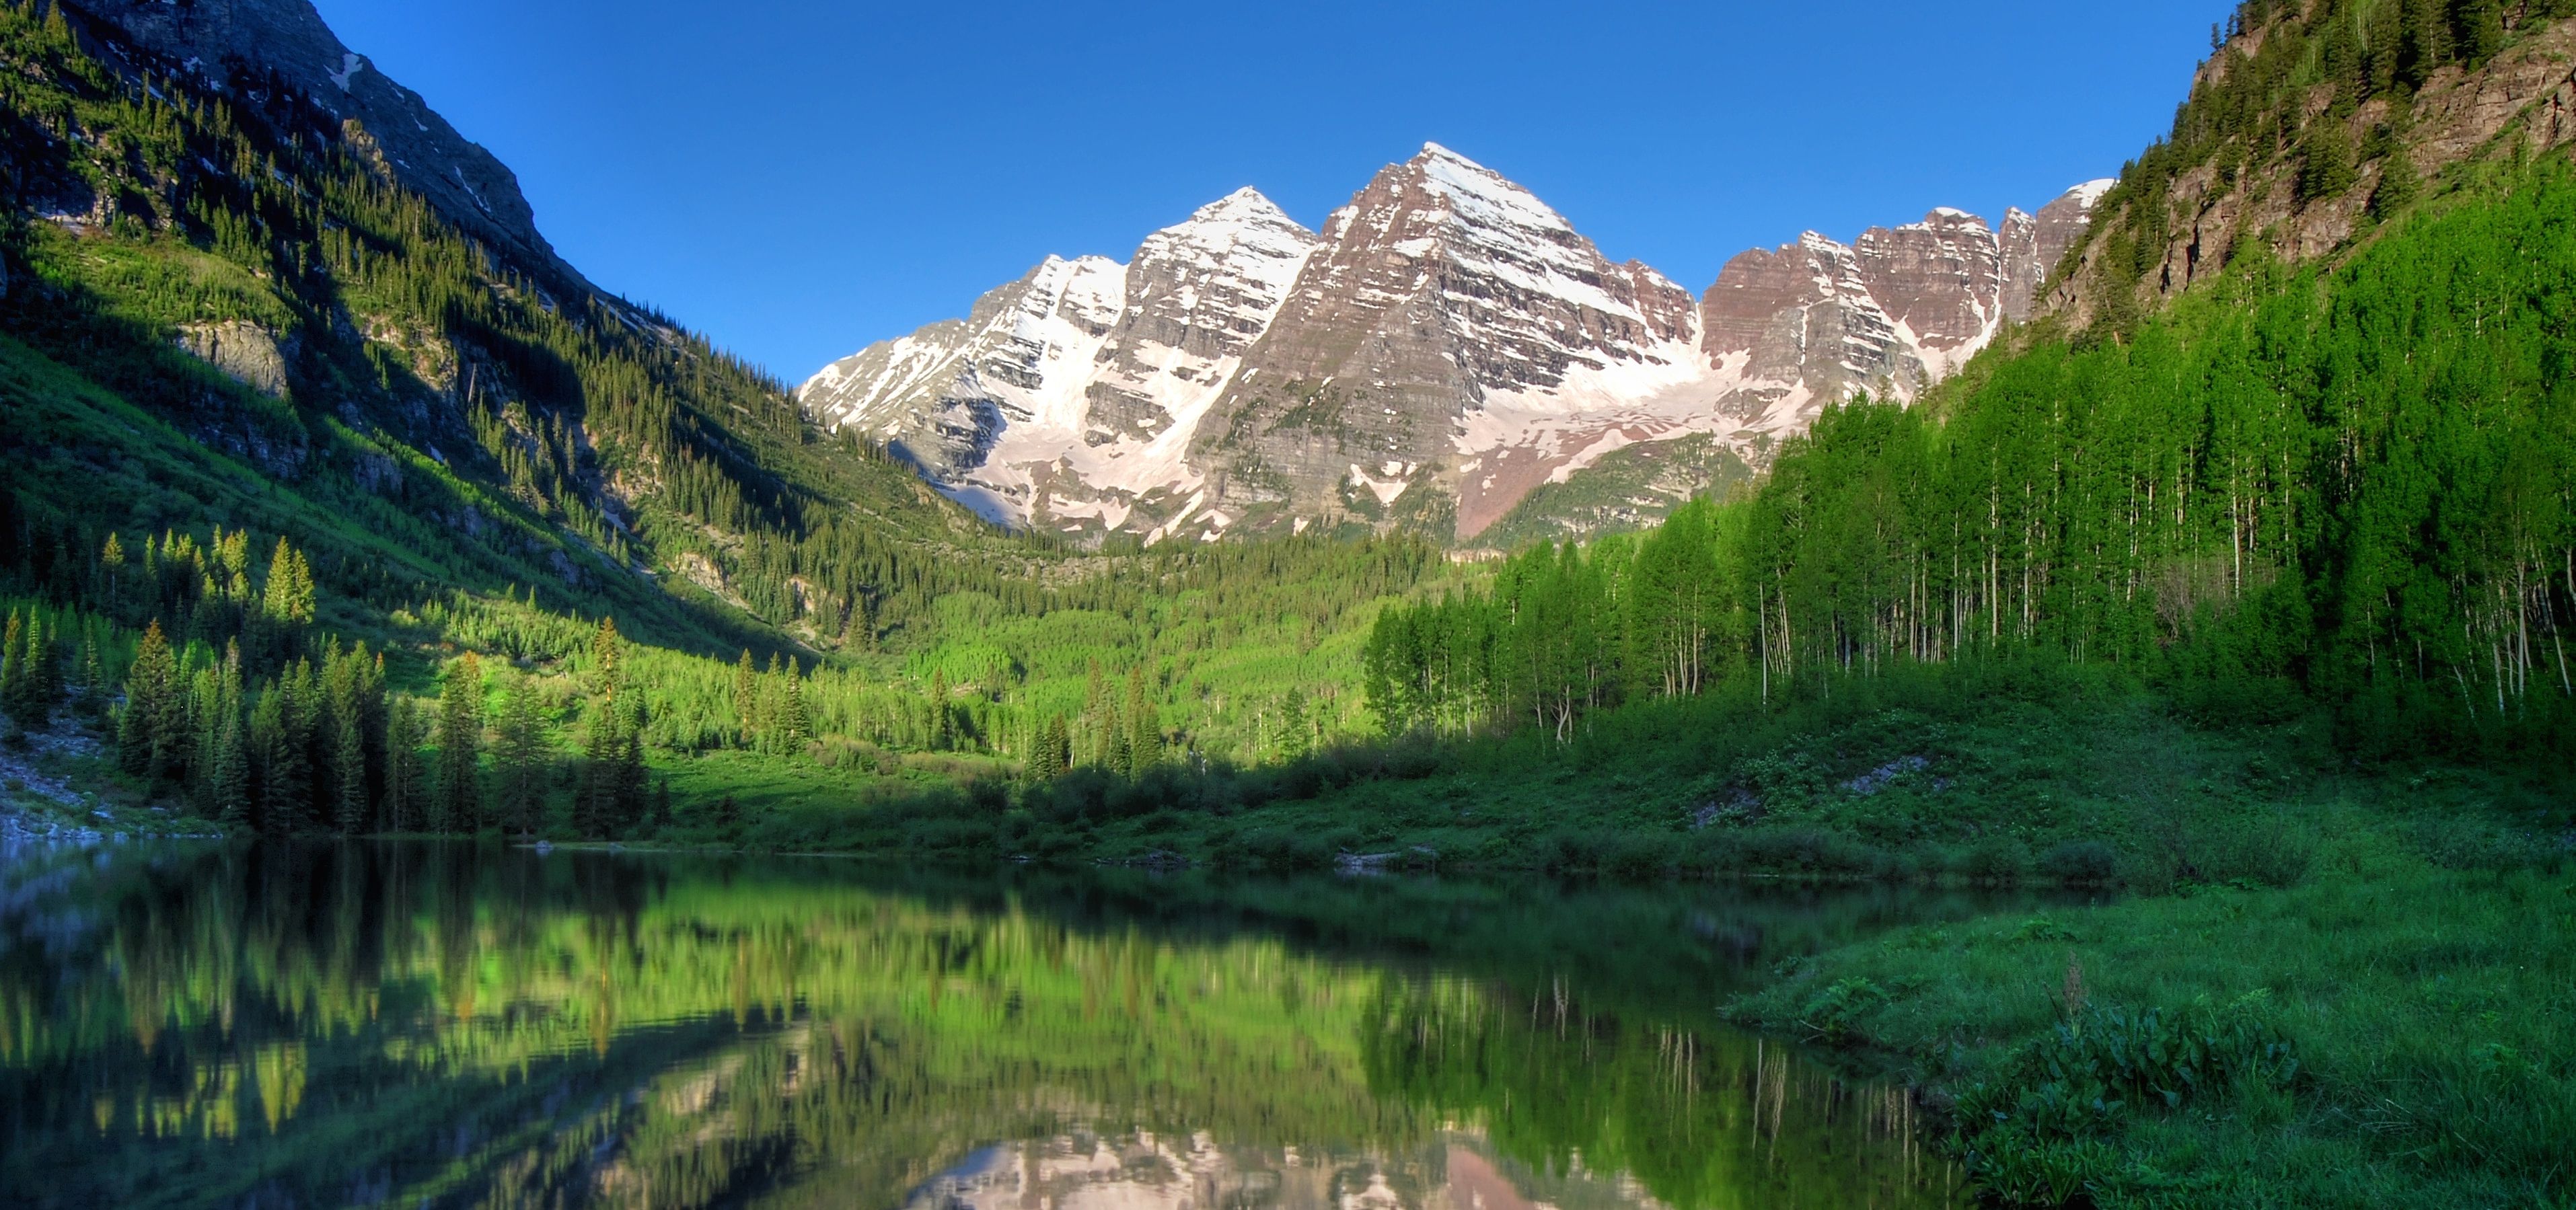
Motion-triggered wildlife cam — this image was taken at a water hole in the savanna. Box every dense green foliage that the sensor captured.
[1729,849,2573,1207]
[1364,161,2575,760]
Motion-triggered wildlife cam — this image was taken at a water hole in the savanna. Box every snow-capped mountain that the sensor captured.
[802,145,2110,544]
[803,190,1320,531]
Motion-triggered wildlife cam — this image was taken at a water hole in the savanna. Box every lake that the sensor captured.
[0,843,2016,1208]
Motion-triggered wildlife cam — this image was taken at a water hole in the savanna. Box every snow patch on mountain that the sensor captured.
[799,190,1320,530]
[805,153,2108,544]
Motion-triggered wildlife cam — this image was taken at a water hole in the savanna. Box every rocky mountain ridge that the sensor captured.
[2049,1,2576,330]
[805,146,2108,545]
[75,0,585,291]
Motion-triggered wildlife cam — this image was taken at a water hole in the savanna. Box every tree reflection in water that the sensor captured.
[0,842,1977,1209]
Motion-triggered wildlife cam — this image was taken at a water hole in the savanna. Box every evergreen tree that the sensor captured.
[776,663,809,753]
[0,610,25,731]
[24,616,59,725]
[578,675,647,837]
[589,617,622,692]
[320,642,376,835]
[2449,0,2504,67]
[492,671,546,836]
[256,660,317,834]
[73,634,104,717]
[615,693,649,830]
[206,644,250,827]
[98,533,124,613]
[1274,689,1311,761]
[2299,120,2359,201]
[733,648,758,748]
[434,653,485,833]
[382,695,425,833]
[2371,145,2421,219]
[928,666,953,752]
[1034,714,1070,781]
[117,621,182,782]
[1125,666,1157,772]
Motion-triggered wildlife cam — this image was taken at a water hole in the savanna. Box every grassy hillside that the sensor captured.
[0,0,1482,845]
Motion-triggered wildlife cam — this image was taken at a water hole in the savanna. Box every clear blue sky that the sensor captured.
[309,1,2222,382]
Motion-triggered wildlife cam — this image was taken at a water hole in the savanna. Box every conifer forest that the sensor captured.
[1,1,2573,1207]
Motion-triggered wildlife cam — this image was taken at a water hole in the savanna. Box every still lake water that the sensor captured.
[0,843,2018,1209]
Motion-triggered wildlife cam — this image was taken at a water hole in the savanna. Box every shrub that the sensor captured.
[2042,839,2121,886]
[1222,827,1330,872]
[1798,977,1890,1045]
[1964,835,2032,886]
[1957,997,2299,1200]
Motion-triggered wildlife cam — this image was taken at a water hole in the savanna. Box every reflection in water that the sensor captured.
[0,843,1969,1209]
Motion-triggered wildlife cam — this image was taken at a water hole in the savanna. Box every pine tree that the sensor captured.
[257,538,316,663]
[17,615,58,728]
[118,621,182,782]
[928,666,953,752]
[1274,689,1311,761]
[1035,714,1070,781]
[713,793,742,845]
[577,691,612,837]
[2449,0,2503,67]
[492,671,546,836]
[2299,120,2358,202]
[258,660,317,834]
[1125,665,1156,772]
[207,644,250,827]
[321,642,374,835]
[776,662,809,753]
[98,533,124,613]
[74,634,104,717]
[382,695,425,832]
[733,648,758,749]
[649,778,673,830]
[434,653,484,833]
[589,617,622,691]
[0,610,25,732]
[614,693,649,830]
[2371,145,2421,219]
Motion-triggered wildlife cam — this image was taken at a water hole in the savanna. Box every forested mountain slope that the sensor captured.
[2053,0,2576,328]
[0,0,1463,847]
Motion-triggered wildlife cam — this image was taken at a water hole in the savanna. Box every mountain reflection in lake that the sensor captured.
[0,843,1992,1209]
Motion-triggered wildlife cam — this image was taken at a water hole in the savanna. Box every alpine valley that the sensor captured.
[802,148,2112,545]
[1,1,2574,1209]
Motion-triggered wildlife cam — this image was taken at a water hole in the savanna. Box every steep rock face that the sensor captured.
[1692,182,2109,460]
[2000,182,2112,322]
[808,148,2108,545]
[800,191,1320,531]
[2049,12,2576,328]
[1697,232,1910,438]
[78,0,579,288]
[1191,144,1705,539]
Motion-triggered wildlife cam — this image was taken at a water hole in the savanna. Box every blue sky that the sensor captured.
[309,1,2222,382]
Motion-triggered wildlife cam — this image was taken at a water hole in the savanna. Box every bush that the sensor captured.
[1964,835,2032,886]
[1957,997,2300,1182]
[1541,829,1605,873]
[1226,827,1331,872]
[2042,839,2121,886]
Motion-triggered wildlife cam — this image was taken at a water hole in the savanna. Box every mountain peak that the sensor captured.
[1189,186,1291,223]
[811,155,2108,545]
